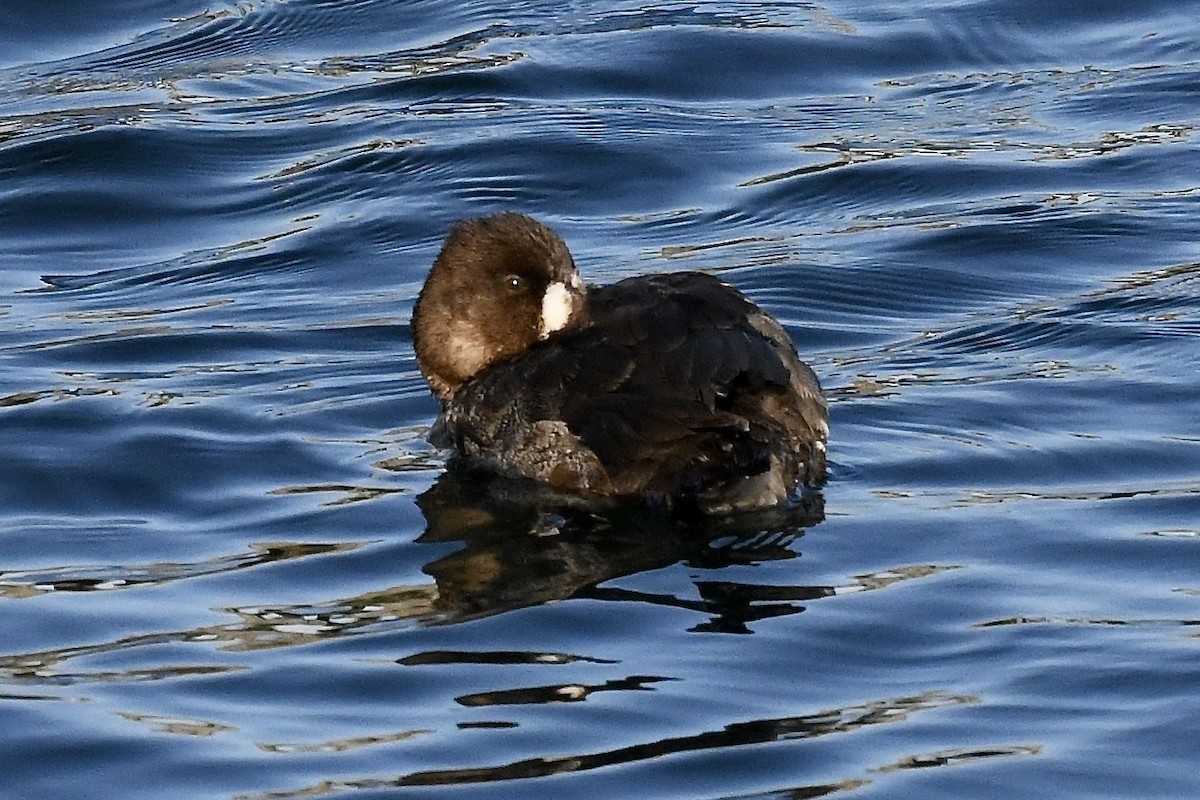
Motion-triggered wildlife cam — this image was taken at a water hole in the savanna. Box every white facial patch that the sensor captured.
[539,281,575,339]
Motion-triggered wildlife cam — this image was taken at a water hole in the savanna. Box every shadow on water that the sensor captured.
[414,464,827,629]
[237,689,1021,798]
[0,464,826,688]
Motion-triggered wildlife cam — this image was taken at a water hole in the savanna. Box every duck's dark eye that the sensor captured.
[504,274,524,292]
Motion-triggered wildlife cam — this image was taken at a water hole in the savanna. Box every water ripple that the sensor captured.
[3,1,1200,798]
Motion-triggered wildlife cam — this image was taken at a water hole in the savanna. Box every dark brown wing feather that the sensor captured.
[438,272,826,510]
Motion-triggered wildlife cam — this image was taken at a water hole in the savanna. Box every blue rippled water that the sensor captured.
[2,2,1199,798]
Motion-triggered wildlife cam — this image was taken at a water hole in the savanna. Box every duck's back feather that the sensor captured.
[434,272,826,512]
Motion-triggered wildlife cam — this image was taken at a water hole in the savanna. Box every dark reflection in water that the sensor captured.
[243,690,980,797]
[415,465,826,626]
[453,674,675,707]
[0,472,826,689]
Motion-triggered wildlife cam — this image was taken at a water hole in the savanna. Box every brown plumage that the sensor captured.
[412,213,827,514]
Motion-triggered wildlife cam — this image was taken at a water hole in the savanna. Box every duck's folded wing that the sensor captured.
[440,272,826,502]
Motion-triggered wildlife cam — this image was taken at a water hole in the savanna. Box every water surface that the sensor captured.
[2,1,1199,798]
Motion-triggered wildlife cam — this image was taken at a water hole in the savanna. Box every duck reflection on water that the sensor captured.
[0,469,826,686]
[415,463,828,630]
